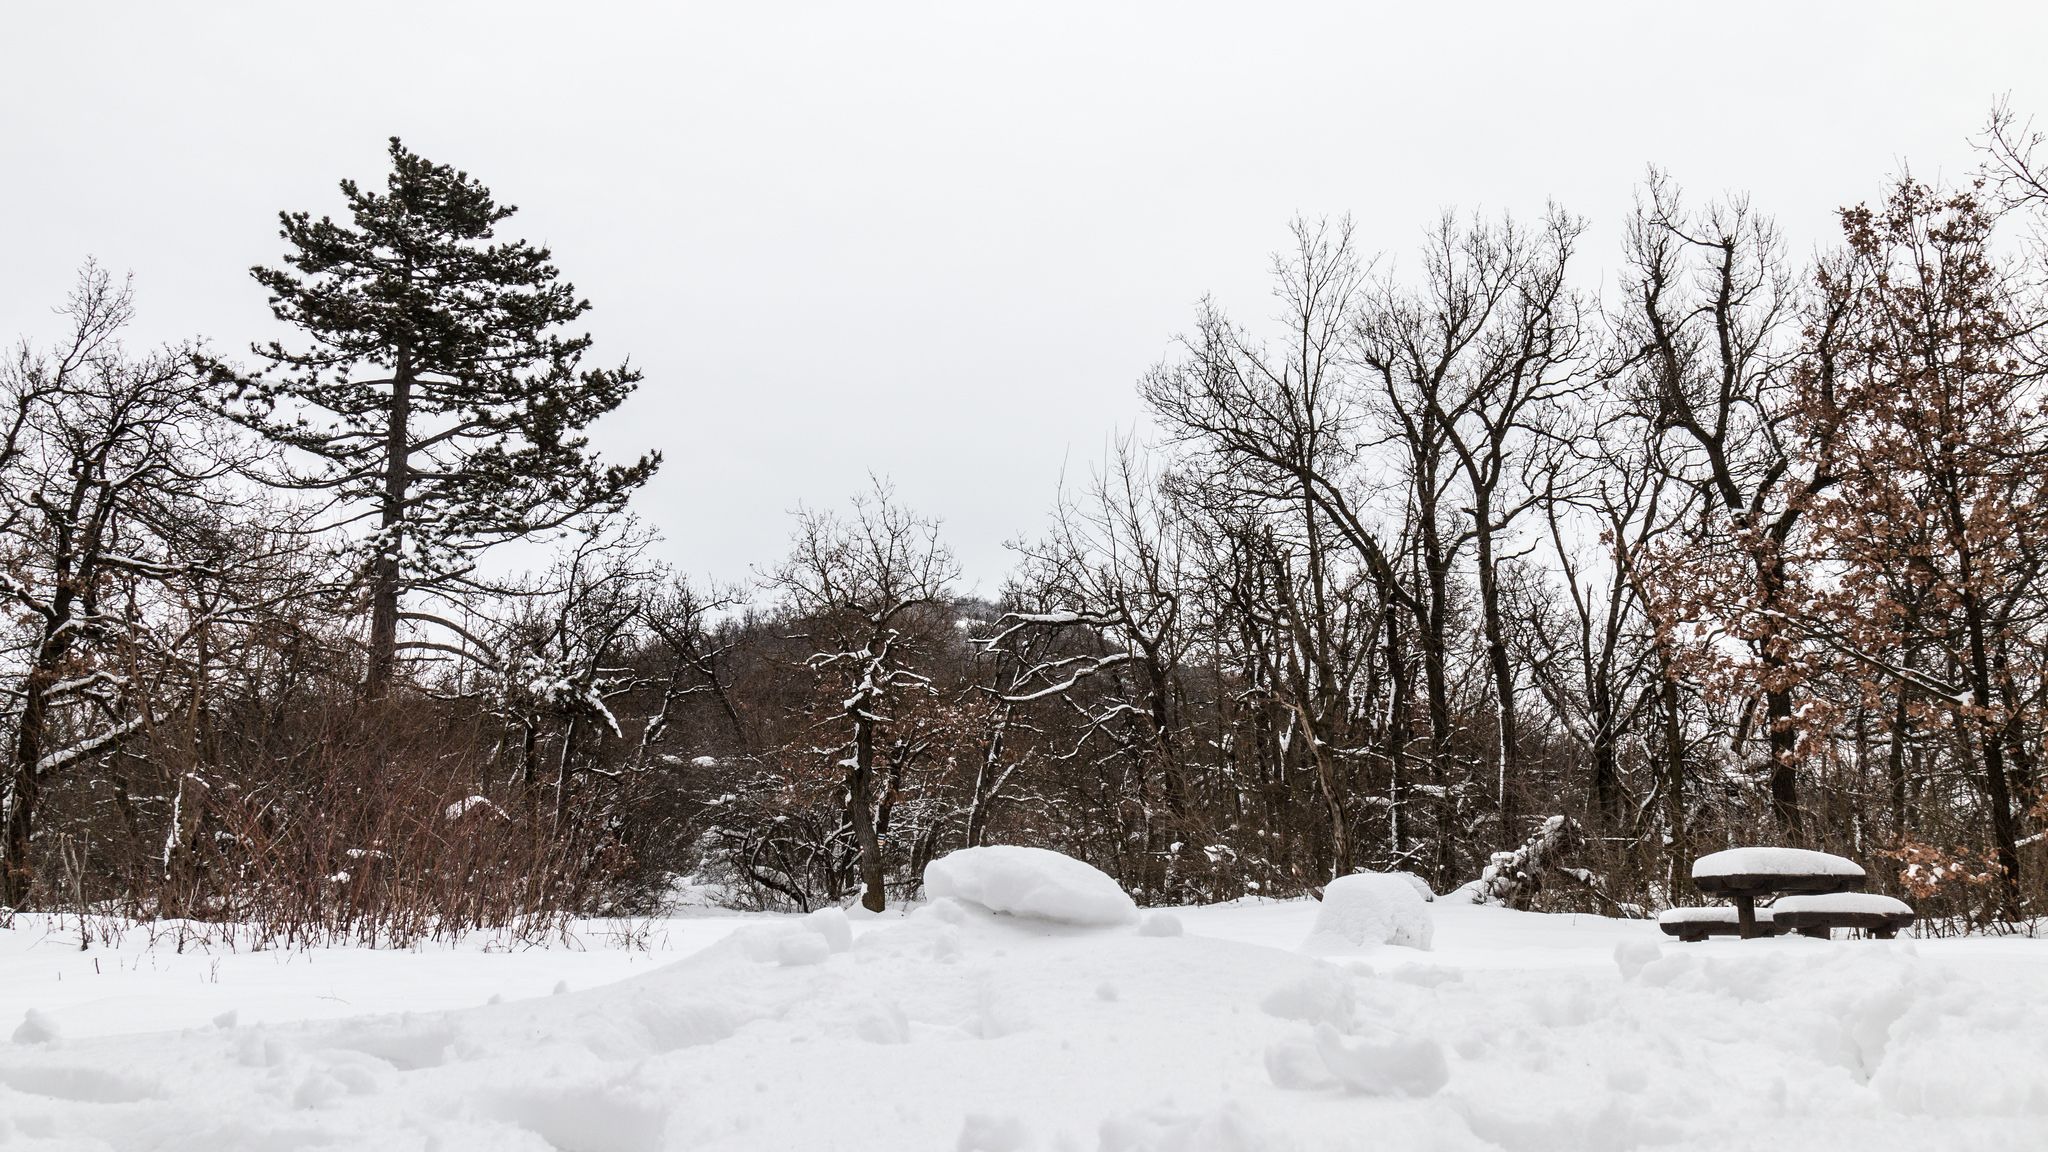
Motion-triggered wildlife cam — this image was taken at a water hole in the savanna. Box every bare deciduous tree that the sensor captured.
[769,482,957,912]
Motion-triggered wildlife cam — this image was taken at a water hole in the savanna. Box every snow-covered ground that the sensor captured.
[2,881,2045,1150]
[0,915,761,1042]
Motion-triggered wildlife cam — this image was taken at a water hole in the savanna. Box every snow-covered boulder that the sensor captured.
[1308,872,1433,951]
[922,846,1139,928]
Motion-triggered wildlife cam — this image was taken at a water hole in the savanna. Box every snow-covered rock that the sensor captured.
[922,846,1139,928]
[1308,872,1434,950]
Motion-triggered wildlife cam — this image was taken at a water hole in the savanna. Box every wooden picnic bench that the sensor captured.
[1656,847,1915,942]
[1771,893,1915,939]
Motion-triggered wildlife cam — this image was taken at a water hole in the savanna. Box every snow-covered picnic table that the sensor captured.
[1684,847,1867,939]
[1657,903,1782,941]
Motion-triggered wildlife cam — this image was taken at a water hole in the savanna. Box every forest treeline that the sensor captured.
[7,113,2048,943]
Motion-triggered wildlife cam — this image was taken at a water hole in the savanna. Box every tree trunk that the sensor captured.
[365,340,413,700]
[848,711,887,912]
[1762,681,1802,835]
[1289,700,1352,879]
[1418,540,1457,889]
[553,718,578,827]
[2,673,50,908]
[1960,585,2023,911]
[1887,679,1911,836]
[1590,677,1622,829]
[1472,518,1520,837]
[1385,608,1412,865]
[3,595,72,908]
[966,702,1011,848]
[1140,648,1185,816]
[1756,548,1804,835]
[1659,661,1690,897]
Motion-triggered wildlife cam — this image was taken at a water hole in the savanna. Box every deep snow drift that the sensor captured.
[2,867,2045,1150]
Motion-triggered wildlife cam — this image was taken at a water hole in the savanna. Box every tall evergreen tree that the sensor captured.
[206,138,659,698]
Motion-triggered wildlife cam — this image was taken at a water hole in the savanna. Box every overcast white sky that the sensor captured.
[6,2,2044,591]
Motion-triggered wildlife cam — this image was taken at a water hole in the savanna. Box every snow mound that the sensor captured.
[729,905,856,965]
[1260,965,1356,1025]
[1613,940,1663,980]
[1137,911,1184,937]
[1308,872,1433,950]
[922,846,1139,928]
[956,1112,1031,1151]
[11,1008,59,1046]
[1693,847,1864,879]
[1313,1023,1448,1096]
[1098,1103,1283,1151]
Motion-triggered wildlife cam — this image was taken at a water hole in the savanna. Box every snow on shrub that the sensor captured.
[442,795,508,822]
[1307,872,1433,951]
[922,846,1139,928]
[1260,964,1357,1025]
[1465,814,1581,908]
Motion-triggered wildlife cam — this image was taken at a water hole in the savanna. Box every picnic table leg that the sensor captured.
[1735,894,1757,939]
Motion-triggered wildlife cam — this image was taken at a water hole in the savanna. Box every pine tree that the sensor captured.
[205,138,658,698]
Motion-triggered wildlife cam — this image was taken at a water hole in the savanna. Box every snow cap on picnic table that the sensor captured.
[1770,892,1911,917]
[1657,905,1777,925]
[1691,847,1864,881]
